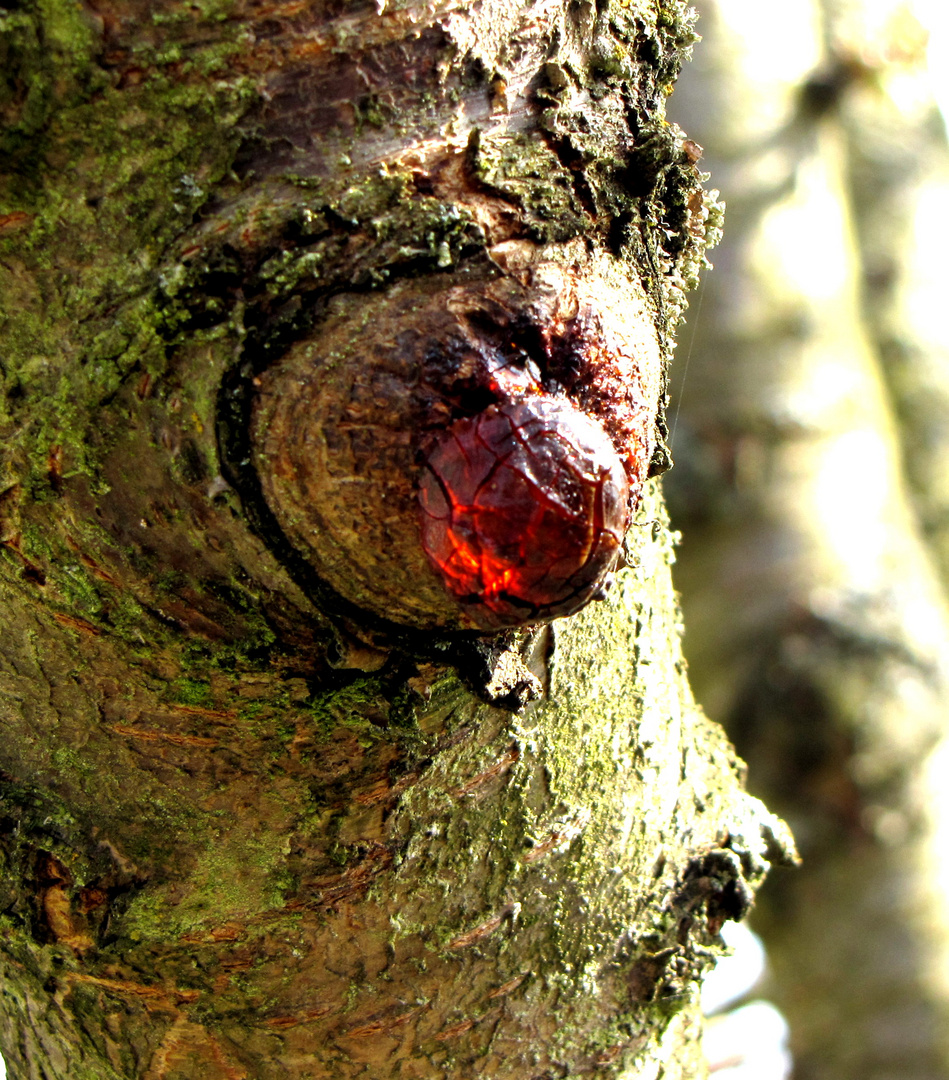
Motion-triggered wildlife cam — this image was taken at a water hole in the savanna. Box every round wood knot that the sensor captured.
[249,262,662,632]
[418,399,629,628]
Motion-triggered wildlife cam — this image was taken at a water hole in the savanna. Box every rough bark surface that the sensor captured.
[0,2,792,1077]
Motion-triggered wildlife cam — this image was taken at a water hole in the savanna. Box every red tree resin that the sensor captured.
[418,398,630,628]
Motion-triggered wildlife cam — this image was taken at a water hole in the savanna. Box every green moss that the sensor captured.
[247,173,477,298]
[0,9,254,479]
[169,677,212,706]
[51,744,98,777]
[120,826,294,940]
[0,0,106,161]
[469,132,589,243]
[307,680,388,741]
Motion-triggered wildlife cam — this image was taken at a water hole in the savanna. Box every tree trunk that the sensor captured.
[0,3,792,1077]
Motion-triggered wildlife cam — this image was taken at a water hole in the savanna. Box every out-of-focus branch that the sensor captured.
[666,1,949,1075]
[825,0,949,588]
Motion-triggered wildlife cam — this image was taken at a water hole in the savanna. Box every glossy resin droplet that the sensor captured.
[418,398,630,628]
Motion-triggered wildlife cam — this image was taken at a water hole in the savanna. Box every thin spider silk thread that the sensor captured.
[669,265,707,451]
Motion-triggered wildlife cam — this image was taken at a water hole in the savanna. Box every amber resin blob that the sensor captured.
[250,261,663,632]
[419,399,629,627]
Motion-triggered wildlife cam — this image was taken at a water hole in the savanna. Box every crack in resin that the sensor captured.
[418,398,629,628]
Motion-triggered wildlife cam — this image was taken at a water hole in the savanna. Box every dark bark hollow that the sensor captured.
[252,259,662,629]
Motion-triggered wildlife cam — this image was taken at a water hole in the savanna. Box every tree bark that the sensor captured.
[0,2,792,1077]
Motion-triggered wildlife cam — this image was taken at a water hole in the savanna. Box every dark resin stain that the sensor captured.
[418,398,629,628]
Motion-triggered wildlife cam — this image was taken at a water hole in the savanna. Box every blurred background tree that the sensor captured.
[666,1,949,1077]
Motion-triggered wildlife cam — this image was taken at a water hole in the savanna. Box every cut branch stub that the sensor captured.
[251,257,663,631]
